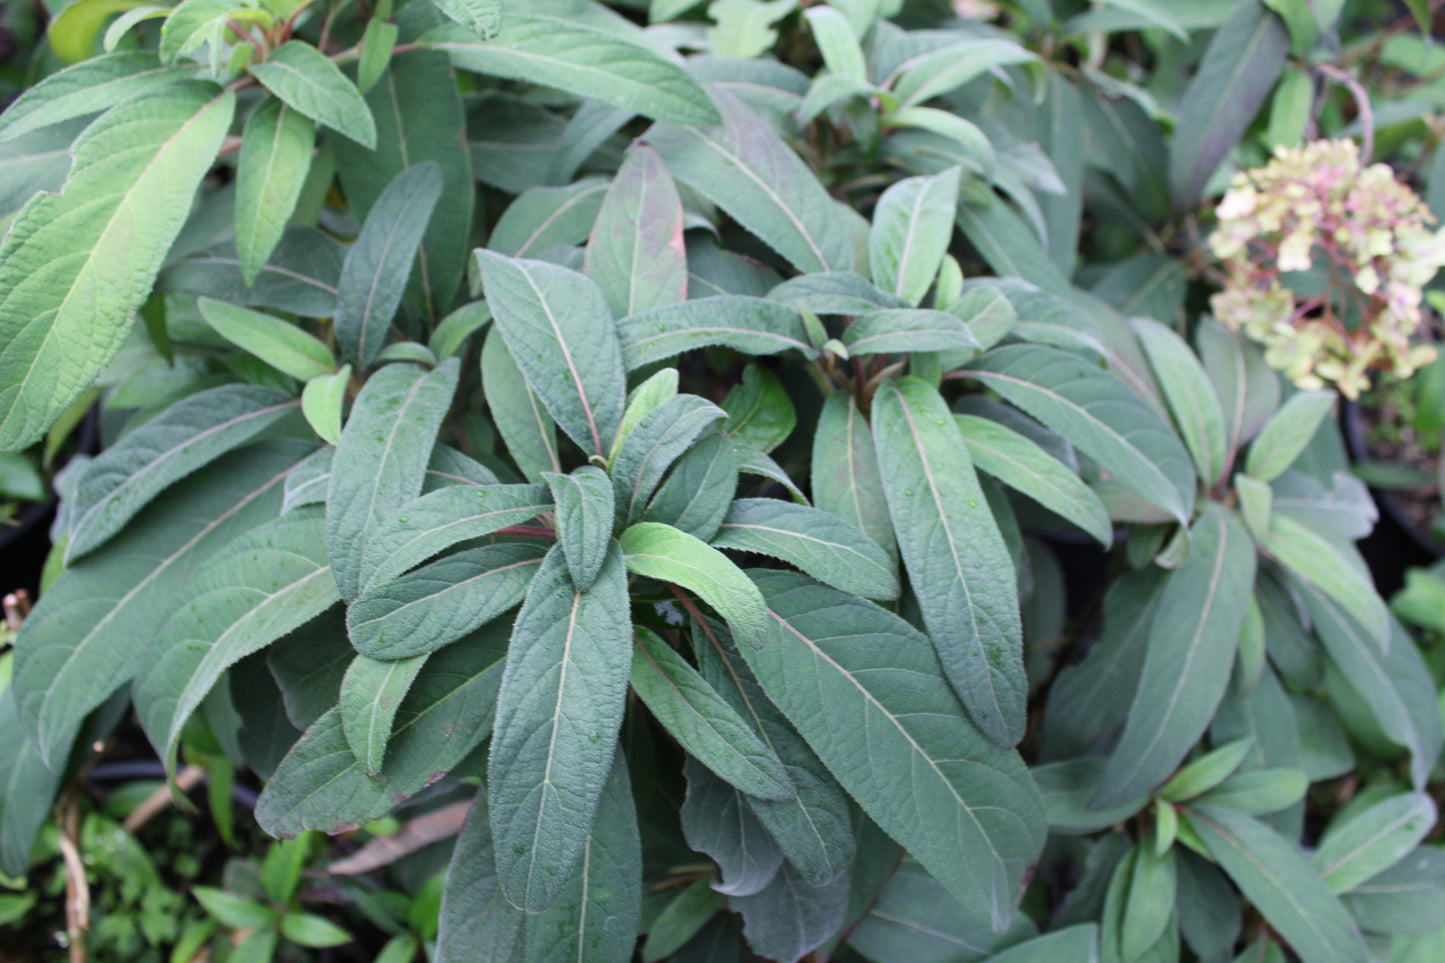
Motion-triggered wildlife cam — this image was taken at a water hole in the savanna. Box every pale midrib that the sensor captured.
[525,589,584,901]
[719,522,877,564]
[516,183,606,258]
[518,267,604,457]
[890,183,930,299]
[1317,805,1425,883]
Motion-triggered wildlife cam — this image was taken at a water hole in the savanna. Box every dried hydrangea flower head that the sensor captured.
[1209,139,1445,399]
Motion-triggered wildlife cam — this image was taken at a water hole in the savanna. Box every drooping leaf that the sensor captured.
[473,251,626,459]
[873,377,1025,748]
[326,360,459,603]
[960,345,1196,524]
[349,543,547,660]
[712,498,898,601]
[0,691,65,877]
[609,395,727,524]
[335,163,444,370]
[732,861,851,963]
[1093,505,1256,809]
[544,466,615,592]
[644,876,725,962]
[235,98,314,285]
[811,392,893,559]
[1313,792,1437,894]
[1184,804,1370,963]
[0,52,180,143]
[0,82,234,451]
[249,41,377,148]
[481,327,560,482]
[679,758,784,896]
[890,38,1041,108]
[621,522,769,650]
[868,167,961,306]
[421,15,719,125]
[488,543,632,912]
[339,653,428,774]
[618,296,813,369]
[1133,318,1229,485]
[649,85,853,274]
[744,570,1046,929]
[631,626,792,800]
[197,298,335,381]
[160,226,345,318]
[66,384,297,560]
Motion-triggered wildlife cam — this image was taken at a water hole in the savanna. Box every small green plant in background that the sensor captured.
[0,1,1442,962]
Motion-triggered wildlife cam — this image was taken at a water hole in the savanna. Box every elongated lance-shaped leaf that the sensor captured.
[0,81,234,451]
[642,430,738,542]
[13,440,313,765]
[66,385,297,560]
[712,498,898,601]
[961,345,1196,524]
[768,272,909,316]
[481,327,560,483]
[335,163,443,370]
[1184,805,1370,963]
[545,466,614,592]
[1265,513,1389,651]
[649,85,853,274]
[256,623,511,837]
[872,377,1025,748]
[1245,391,1336,482]
[584,144,687,318]
[432,0,501,40]
[812,392,894,560]
[742,571,1046,928]
[335,52,472,322]
[326,360,458,603]
[0,52,181,143]
[162,225,345,318]
[732,860,851,963]
[340,653,428,774]
[488,543,632,913]
[610,394,727,526]
[473,251,626,459]
[489,178,607,258]
[420,15,718,125]
[954,414,1112,547]
[1133,317,1229,486]
[631,626,793,800]
[679,758,784,896]
[840,308,980,357]
[349,543,547,660]
[618,296,814,369]
[0,689,66,877]
[869,167,961,306]
[248,40,377,148]
[1093,504,1256,809]
[145,510,340,776]
[691,617,855,887]
[360,482,551,591]
[437,788,526,963]
[621,522,769,651]
[1313,792,1437,894]
[199,298,335,382]
[235,98,314,285]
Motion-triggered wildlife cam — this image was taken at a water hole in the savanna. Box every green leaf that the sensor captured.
[890,38,1040,108]
[649,85,852,274]
[1339,847,1445,935]
[618,296,813,369]
[326,360,458,602]
[12,441,311,763]
[360,481,551,590]
[609,395,727,524]
[768,271,908,316]
[1159,738,1255,802]
[487,543,632,913]
[301,366,349,446]
[610,368,678,462]
[0,52,180,143]
[340,653,428,774]
[472,251,626,460]
[260,835,309,904]
[481,328,560,482]
[192,887,278,930]
[249,41,377,148]
[489,179,608,259]
[1195,768,1308,816]
[432,0,502,40]
[235,99,314,285]
[1094,505,1256,809]
[621,521,769,649]
[430,302,491,360]
[960,345,1196,525]
[161,226,345,318]
[349,543,546,660]
[256,625,510,836]
[198,298,335,381]
[641,431,738,542]
[678,759,783,896]
[335,163,443,369]
[437,790,526,962]
[544,466,615,592]
[1313,793,1437,894]
[422,15,718,125]
[336,52,473,322]
[1033,757,1148,835]
[0,690,66,876]
[841,308,980,357]
[743,571,1046,929]
[1122,845,1177,961]
[356,18,398,95]
[146,510,339,773]
[1133,318,1229,485]
[1184,804,1370,963]
[631,626,792,800]
[721,365,794,454]
[1265,514,1389,651]
[159,0,250,69]
[868,167,960,306]
[811,392,894,559]
[67,384,297,560]
[872,377,1025,748]
[732,860,850,963]
[1245,391,1335,482]
[974,924,1100,962]
[954,413,1112,547]
[712,498,898,601]
[803,6,865,80]
[643,875,725,962]
[1168,0,1289,208]
[282,912,352,949]
[0,82,234,451]
[1197,318,1280,455]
